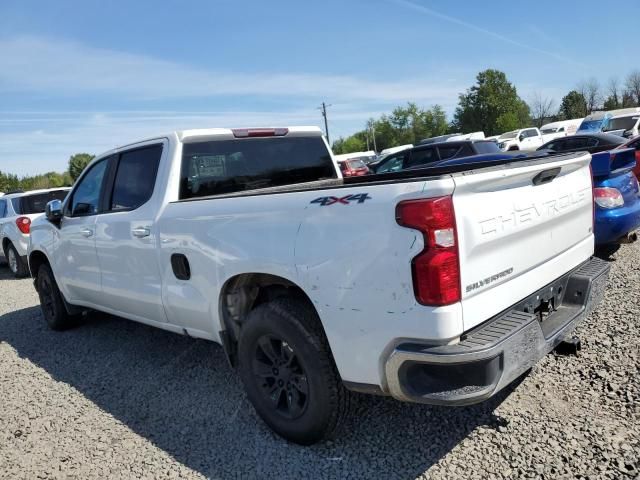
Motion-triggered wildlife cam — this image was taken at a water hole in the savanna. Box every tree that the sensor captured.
[625,70,640,106]
[578,78,601,114]
[68,153,95,181]
[529,92,556,128]
[559,90,587,119]
[453,69,530,135]
[606,77,622,109]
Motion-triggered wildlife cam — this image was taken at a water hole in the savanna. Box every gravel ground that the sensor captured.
[0,245,638,480]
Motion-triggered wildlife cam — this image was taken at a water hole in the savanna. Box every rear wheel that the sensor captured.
[237,296,352,445]
[5,243,28,278]
[35,263,79,330]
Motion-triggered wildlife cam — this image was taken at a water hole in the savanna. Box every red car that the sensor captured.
[616,135,640,179]
[338,157,370,177]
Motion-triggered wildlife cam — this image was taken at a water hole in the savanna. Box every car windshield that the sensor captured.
[498,131,517,140]
[579,120,604,132]
[604,117,639,132]
[11,190,69,214]
[474,142,501,154]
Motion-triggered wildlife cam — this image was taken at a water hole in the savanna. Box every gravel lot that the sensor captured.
[0,245,638,480]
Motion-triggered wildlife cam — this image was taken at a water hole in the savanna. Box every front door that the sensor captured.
[55,157,110,305]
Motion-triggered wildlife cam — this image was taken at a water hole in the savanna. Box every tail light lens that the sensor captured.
[232,128,288,138]
[594,187,624,209]
[396,196,460,306]
[16,216,31,234]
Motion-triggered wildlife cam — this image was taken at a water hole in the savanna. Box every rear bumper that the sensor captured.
[595,200,640,245]
[384,257,610,406]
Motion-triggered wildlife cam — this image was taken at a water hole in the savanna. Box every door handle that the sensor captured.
[80,228,94,238]
[132,226,151,238]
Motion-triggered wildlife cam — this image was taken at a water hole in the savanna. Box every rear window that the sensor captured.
[11,190,69,215]
[474,141,500,154]
[346,158,366,169]
[180,136,336,200]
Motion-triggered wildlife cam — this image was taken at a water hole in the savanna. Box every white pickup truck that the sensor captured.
[28,126,609,445]
[497,127,545,151]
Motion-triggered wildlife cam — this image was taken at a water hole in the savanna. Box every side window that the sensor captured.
[545,140,562,151]
[438,145,462,160]
[376,153,406,173]
[565,137,588,150]
[585,138,599,147]
[69,159,109,216]
[0,199,6,218]
[110,145,162,211]
[406,148,436,168]
[524,129,538,138]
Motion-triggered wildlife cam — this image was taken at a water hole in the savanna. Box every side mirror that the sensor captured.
[45,200,63,224]
[519,134,525,142]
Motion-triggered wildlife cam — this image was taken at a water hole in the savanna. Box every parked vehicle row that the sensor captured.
[0,188,70,276]
[22,125,611,446]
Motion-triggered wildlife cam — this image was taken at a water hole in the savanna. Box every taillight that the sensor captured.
[232,128,289,138]
[396,196,460,306]
[16,216,31,234]
[594,187,624,209]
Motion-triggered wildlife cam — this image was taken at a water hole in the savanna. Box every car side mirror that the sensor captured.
[45,200,63,224]
[519,134,525,142]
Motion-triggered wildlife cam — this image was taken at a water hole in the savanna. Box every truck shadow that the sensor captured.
[0,306,518,479]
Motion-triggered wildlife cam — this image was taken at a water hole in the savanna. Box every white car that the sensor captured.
[0,188,70,277]
[497,127,545,151]
[603,112,640,138]
[29,126,608,444]
[540,119,583,141]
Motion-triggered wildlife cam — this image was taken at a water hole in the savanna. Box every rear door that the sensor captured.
[93,142,167,323]
[452,153,594,330]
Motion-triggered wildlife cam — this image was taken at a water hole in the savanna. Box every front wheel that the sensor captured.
[237,297,352,445]
[35,263,79,331]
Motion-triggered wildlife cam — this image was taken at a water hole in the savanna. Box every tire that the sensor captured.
[35,263,79,331]
[237,296,352,445]
[5,242,28,278]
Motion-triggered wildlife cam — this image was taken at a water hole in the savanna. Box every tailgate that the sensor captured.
[452,152,594,330]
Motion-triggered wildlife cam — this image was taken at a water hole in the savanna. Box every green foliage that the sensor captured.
[0,170,73,193]
[333,103,448,154]
[559,90,587,119]
[68,153,95,181]
[452,69,530,135]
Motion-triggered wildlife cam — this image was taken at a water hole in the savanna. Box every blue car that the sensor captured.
[429,133,640,246]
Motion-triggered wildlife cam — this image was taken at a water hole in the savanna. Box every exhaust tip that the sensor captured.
[619,232,638,244]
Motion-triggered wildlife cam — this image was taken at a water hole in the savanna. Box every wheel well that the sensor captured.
[2,237,10,254]
[28,250,50,278]
[508,145,520,151]
[219,273,321,366]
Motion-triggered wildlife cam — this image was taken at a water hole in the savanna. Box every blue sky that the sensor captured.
[0,0,637,176]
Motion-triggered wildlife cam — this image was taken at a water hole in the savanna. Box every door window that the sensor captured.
[376,153,406,173]
[0,199,6,218]
[406,148,436,168]
[110,145,162,211]
[437,145,462,160]
[68,159,109,216]
[564,137,591,150]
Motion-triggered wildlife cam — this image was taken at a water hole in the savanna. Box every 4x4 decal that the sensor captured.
[310,193,371,206]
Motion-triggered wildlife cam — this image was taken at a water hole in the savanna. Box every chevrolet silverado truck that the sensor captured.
[28,126,609,445]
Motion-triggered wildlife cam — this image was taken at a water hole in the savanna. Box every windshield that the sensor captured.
[11,190,69,214]
[498,131,517,140]
[604,116,639,132]
[578,120,604,132]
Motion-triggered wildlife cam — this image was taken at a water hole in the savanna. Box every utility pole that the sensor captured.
[318,102,331,144]
[367,119,377,152]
